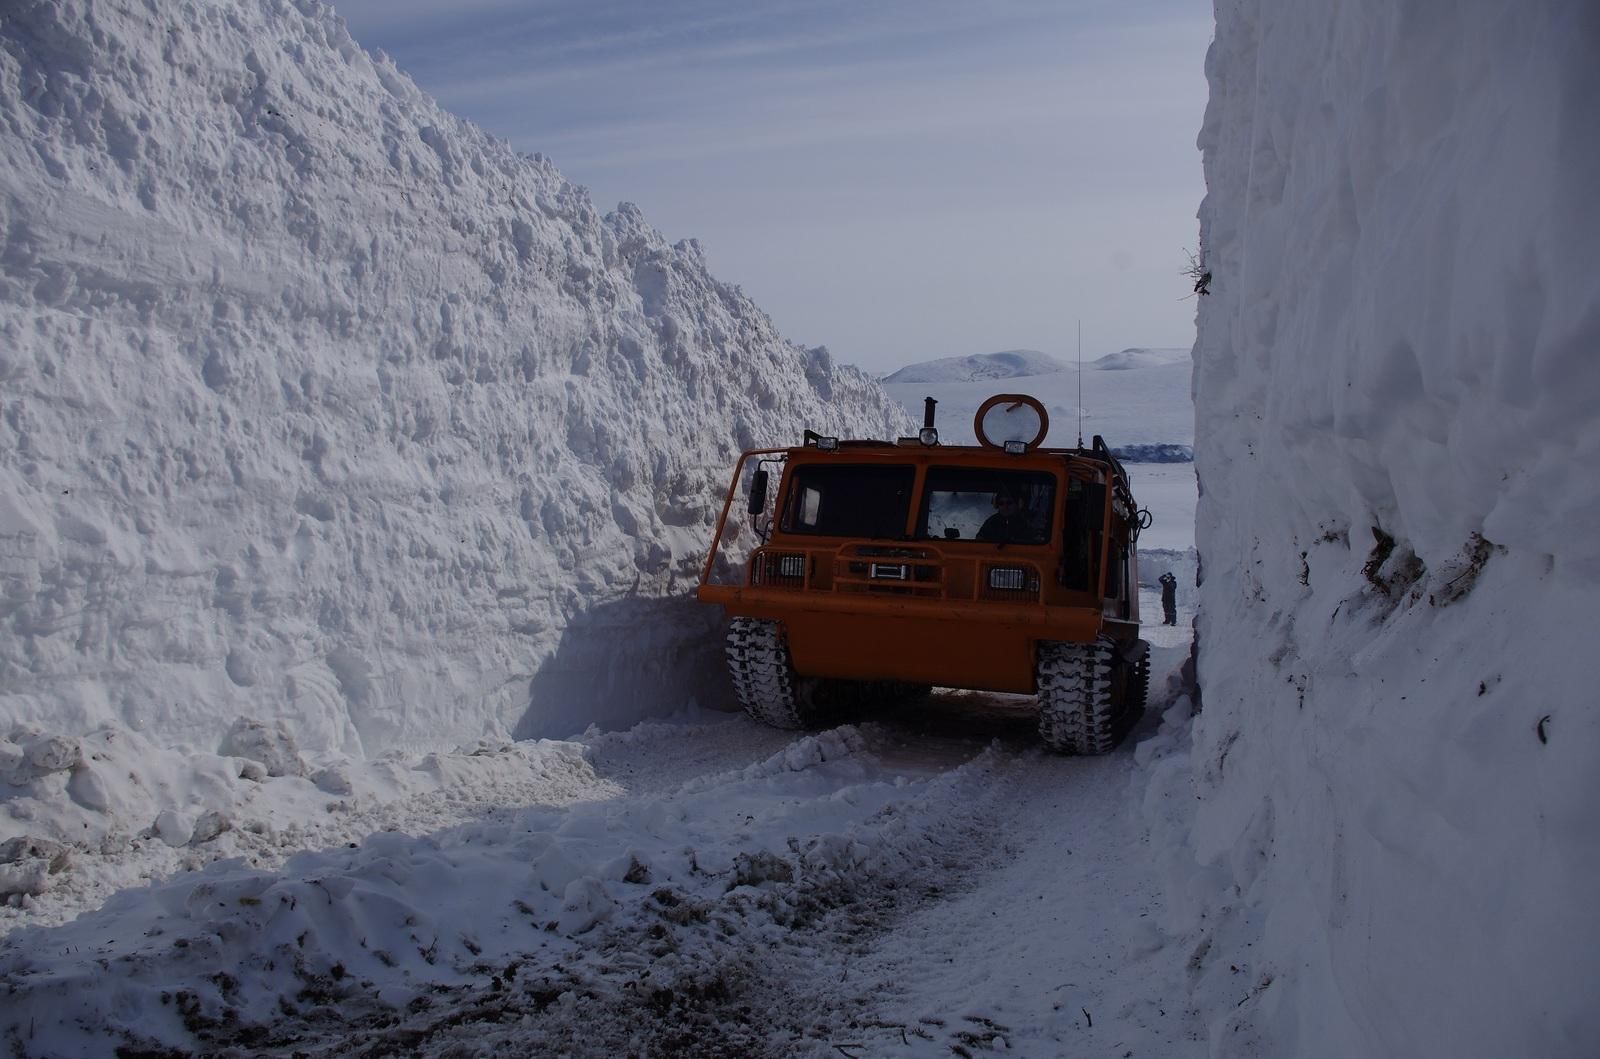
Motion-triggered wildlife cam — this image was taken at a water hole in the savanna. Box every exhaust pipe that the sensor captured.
[919,397,939,446]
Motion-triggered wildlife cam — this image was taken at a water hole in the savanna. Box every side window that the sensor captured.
[1061,478,1102,591]
[1105,536,1123,599]
[780,464,916,538]
[799,487,822,527]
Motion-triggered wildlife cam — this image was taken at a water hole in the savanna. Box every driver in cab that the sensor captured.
[977,487,1029,543]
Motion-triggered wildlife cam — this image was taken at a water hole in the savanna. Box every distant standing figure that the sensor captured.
[1159,571,1178,626]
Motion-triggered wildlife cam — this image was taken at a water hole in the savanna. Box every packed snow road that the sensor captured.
[0,633,1202,1058]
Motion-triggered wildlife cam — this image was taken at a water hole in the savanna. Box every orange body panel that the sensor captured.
[698,581,1106,690]
[696,436,1143,694]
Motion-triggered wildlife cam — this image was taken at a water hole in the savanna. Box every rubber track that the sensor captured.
[1036,638,1146,754]
[725,617,811,729]
[1131,651,1151,713]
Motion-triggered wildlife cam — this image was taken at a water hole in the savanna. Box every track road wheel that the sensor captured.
[1035,637,1144,754]
[725,617,834,730]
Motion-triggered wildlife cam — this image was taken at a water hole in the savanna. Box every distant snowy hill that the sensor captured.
[884,346,1188,384]
[881,346,1193,452]
[0,0,908,758]
[880,349,1068,384]
[1092,347,1189,371]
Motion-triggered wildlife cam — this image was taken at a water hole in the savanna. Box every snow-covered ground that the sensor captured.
[2,660,1205,1057]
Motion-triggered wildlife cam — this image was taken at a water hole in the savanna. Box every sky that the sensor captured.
[329,0,1213,373]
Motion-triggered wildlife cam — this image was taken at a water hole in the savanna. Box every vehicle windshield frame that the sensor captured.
[778,461,917,539]
[914,466,1056,545]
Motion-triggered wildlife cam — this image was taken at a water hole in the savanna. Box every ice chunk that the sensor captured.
[220,718,308,778]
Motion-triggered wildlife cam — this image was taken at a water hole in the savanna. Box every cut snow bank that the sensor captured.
[1185,2,1600,1057]
[0,1,908,762]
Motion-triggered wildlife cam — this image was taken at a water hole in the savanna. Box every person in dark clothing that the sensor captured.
[977,488,1028,543]
[1159,571,1178,625]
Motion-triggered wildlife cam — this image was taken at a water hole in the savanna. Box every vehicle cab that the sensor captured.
[697,395,1146,695]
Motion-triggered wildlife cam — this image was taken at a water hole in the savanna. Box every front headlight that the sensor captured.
[754,552,806,586]
[988,567,1032,591]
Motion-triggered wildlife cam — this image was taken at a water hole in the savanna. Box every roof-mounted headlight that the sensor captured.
[1003,439,1027,455]
[815,435,839,451]
[918,427,939,446]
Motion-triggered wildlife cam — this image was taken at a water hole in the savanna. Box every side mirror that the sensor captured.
[747,469,769,516]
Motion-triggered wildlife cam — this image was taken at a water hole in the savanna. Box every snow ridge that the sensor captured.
[1091,347,1189,371]
[0,0,910,758]
[880,349,1067,384]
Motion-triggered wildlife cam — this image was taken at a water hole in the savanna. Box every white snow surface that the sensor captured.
[0,0,908,770]
[0,678,1206,1057]
[1183,1,1600,1057]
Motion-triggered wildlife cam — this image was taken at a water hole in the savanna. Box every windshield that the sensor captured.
[780,463,916,538]
[916,467,1055,545]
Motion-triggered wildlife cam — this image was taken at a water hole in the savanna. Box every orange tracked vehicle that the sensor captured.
[697,394,1151,754]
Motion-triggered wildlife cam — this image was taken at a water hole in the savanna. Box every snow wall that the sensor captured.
[0,0,909,757]
[1187,1,1600,1056]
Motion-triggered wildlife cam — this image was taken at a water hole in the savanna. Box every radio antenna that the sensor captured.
[1076,319,1084,449]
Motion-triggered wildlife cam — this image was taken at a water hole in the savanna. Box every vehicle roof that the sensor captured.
[772,441,1123,476]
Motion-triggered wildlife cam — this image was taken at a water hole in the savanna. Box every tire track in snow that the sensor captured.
[814,706,1208,1057]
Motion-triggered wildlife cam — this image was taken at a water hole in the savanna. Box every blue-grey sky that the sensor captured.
[331,0,1212,372]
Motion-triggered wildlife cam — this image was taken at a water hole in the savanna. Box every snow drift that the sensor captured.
[1185,1,1600,1056]
[0,0,908,762]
